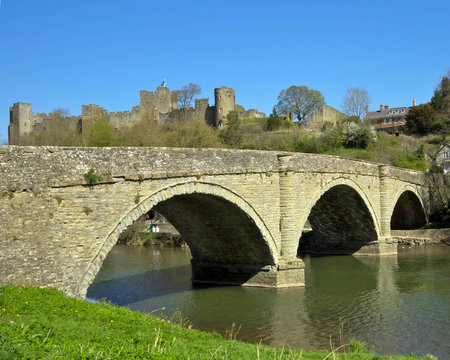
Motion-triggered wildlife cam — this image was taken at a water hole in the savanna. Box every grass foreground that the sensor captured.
[0,285,436,360]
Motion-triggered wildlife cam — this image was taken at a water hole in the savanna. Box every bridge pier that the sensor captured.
[353,241,397,256]
[191,259,305,288]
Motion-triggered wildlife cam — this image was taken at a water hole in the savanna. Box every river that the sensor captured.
[87,245,450,359]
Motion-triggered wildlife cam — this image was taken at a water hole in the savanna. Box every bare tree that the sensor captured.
[341,87,371,120]
[175,83,202,109]
[274,85,325,125]
[52,108,70,117]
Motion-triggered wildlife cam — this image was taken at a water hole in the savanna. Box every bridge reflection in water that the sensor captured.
[87,245,450,359]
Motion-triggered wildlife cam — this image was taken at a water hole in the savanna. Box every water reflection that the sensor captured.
[87,245,450,359]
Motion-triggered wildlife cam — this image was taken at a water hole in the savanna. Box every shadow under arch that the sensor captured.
[390,186,427,230]
[77,181,278,298]
[298,178,380,255]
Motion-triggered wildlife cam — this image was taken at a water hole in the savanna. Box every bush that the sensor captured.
[220,111,242,147]
[164,121,223,148]
[88,122,115,147]
[405,103,440,135]
[429,165,444,173]
[348,339,368,353]
[114,120,166,147]
[83,169,102,186]
[264,115,292,131]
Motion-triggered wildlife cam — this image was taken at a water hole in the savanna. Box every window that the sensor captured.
[389,119,392,124]
[383,119,386,125]
[444,152,450,159]
[373,120,377,126]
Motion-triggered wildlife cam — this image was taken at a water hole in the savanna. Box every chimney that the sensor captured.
[365,105,369,114]
[413,99,416,107]
[385,104,389,111]
[380,104,384,112]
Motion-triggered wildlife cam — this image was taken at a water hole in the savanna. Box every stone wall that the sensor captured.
[0,146,445,298]
[8,86,268,143]
[391,229,450,245]
[306,105,346,130]
[240,109,266,119]
[139,87,178,115]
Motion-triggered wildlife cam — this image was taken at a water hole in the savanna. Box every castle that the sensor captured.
[8,86,266,144]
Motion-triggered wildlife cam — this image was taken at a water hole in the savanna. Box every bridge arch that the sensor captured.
[390,185,427,229]
[77,181,278,297]
[298,177,380,255]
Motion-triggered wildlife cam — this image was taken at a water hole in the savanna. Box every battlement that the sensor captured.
[8,86,265,144]
[140,87,177,114]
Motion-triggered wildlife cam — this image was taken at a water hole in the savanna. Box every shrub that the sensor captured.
[348,339,368,353]
[88,121,115,147]
[83,169,102,186]
[429,165,444,173]
[164,121,223,148]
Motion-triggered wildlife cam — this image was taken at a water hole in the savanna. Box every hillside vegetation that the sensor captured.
[17,114,442,173]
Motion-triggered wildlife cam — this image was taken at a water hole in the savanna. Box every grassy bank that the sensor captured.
[0,286,434,359]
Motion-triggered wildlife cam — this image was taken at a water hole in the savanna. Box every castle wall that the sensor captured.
[109,106,140,129]
[81,105,109,136]
[8,86,265,142]
[165,98,216,125]
[240,109,266,119]
[32,113,81,133]
[306,105,346,130]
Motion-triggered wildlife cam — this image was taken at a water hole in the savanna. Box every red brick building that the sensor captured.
[365,100,417,135]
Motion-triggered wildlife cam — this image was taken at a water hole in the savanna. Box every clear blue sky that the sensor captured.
[1,0,449,142]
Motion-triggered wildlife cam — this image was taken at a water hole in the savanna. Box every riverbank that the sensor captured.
[0,285,433,359]
[392,228,450,246]
[118,232,186,247]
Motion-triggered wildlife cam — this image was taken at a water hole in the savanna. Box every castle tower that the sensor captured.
[214,87,235,127]
[139,87,178,121]
[8,103,34,145]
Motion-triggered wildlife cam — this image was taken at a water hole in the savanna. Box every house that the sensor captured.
[436,144,450,174]
[365,100,417,135]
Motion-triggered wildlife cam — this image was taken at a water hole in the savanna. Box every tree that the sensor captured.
[175,83,202,109]
[220,111,242,147]
[431,71,450,140]
[341,87,370,120]
[405,103,440,136]
[88,121,115,146]
[52,108,70,118]
[274,85,325,125]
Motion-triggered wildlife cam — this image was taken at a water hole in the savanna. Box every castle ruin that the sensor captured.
[8,86,266,144]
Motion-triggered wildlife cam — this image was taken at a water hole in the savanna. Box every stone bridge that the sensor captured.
[0,146,446,298]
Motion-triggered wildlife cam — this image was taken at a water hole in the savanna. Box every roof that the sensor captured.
[437,144,450,155]
[366,106,411,120]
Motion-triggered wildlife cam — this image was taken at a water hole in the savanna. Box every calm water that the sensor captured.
[87,245,450,358]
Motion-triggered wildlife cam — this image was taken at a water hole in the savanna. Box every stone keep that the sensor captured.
[8,103,34,145]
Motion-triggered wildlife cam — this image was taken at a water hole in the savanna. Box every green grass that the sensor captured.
[0,285,432,359]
